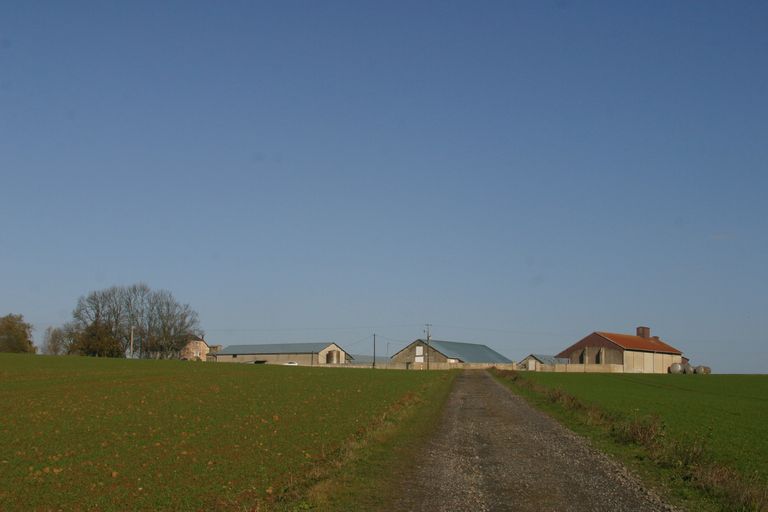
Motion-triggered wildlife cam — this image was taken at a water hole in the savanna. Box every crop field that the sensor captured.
[0,354,453,511]
[519,373,768,481]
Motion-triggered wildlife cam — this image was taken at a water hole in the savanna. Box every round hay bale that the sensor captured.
[683,363,695,374]
[669,363,683,374]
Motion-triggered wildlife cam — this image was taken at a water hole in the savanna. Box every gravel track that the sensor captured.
[393,371,677,512]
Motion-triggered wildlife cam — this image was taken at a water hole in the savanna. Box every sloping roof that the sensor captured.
[596,332,682,355]
[417,339,512,363]
[184,338,208,349]
[217,343,342,356]
[526,354,570,365]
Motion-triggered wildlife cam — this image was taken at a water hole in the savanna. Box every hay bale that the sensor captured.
[669,363,683,374]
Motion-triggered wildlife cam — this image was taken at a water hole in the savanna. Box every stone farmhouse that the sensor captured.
[214,342,351,366]
[179,335,211,361]
[555,326,684,374]
[390,339,512,370]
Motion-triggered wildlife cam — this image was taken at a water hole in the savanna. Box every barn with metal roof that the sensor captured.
[215,342,351,366]
[390,339,512,369]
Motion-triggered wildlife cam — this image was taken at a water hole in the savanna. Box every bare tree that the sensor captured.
[143,290,201,359]
[42,326,66,355]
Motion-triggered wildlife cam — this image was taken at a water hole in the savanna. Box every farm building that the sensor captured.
[179,335,210,361]
[519,354,570,371]
[390,339,512,369]
[214,342,351,366]
[556,326,683,374]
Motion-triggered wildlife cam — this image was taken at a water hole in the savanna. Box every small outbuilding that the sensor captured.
[556,326,683,374]
[390,339,512,369]
[214,342,351,366]
[519,354,570,371]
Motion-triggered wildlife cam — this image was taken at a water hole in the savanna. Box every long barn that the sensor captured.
[214,342,351,366]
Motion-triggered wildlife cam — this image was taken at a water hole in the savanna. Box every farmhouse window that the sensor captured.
[416,345,424,356]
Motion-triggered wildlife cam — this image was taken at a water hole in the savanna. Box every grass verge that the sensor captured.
[490,369,768,512]
[279,370,457,511]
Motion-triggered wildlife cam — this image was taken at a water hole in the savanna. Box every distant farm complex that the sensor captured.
[203,325,693,374]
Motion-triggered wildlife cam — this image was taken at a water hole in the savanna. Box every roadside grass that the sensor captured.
[0,354,454,511]
[294,370,456,511]
[490,369,768,512]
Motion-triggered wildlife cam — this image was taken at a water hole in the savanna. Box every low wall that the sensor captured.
[535,363,625,373]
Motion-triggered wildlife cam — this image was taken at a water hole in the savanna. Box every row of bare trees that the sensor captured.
[43,283,202,359]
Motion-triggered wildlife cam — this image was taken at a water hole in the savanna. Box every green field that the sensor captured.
[520,373,768,480]
[0,354,453,511]
[493,371,768,511]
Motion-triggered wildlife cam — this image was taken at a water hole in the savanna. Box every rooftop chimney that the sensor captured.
[637,326,651,338]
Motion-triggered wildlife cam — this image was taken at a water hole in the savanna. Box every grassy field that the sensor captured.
[524,373,768,479]
[0,354,454,511]
[493,370,768,511]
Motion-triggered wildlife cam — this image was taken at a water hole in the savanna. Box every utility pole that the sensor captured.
[130,326,135,359]
[373,333,376,369]
[425,323,432,370]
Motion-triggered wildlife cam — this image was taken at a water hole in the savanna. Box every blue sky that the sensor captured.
[1,1,766,372]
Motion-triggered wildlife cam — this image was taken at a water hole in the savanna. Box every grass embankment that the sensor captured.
[0,354,455,511]
[491,370,768,512]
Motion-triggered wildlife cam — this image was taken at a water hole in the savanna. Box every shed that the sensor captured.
[519,354,570,371]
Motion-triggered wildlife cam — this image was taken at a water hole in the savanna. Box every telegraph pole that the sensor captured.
[372,333,376,369]
[425,323,432,370]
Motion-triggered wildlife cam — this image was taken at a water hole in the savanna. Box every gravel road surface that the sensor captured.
[393,371,676,512]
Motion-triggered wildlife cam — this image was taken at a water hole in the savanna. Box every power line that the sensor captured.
[340,334,374,348]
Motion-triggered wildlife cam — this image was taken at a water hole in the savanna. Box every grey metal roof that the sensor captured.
[418,339,512,364]
[528,354,570,365]
[217,343,340,356]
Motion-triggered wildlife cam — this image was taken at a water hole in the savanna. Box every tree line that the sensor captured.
[0,283,202,359]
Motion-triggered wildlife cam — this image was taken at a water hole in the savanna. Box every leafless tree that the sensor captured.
[42,326,65,355]
[42,323,79,355]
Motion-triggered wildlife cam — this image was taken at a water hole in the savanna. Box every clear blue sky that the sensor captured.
[1,1,766,372]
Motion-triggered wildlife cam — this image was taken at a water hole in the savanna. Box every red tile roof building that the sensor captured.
[556,326,683,373]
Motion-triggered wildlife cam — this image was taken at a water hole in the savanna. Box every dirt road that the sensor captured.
[393,371,675,512]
